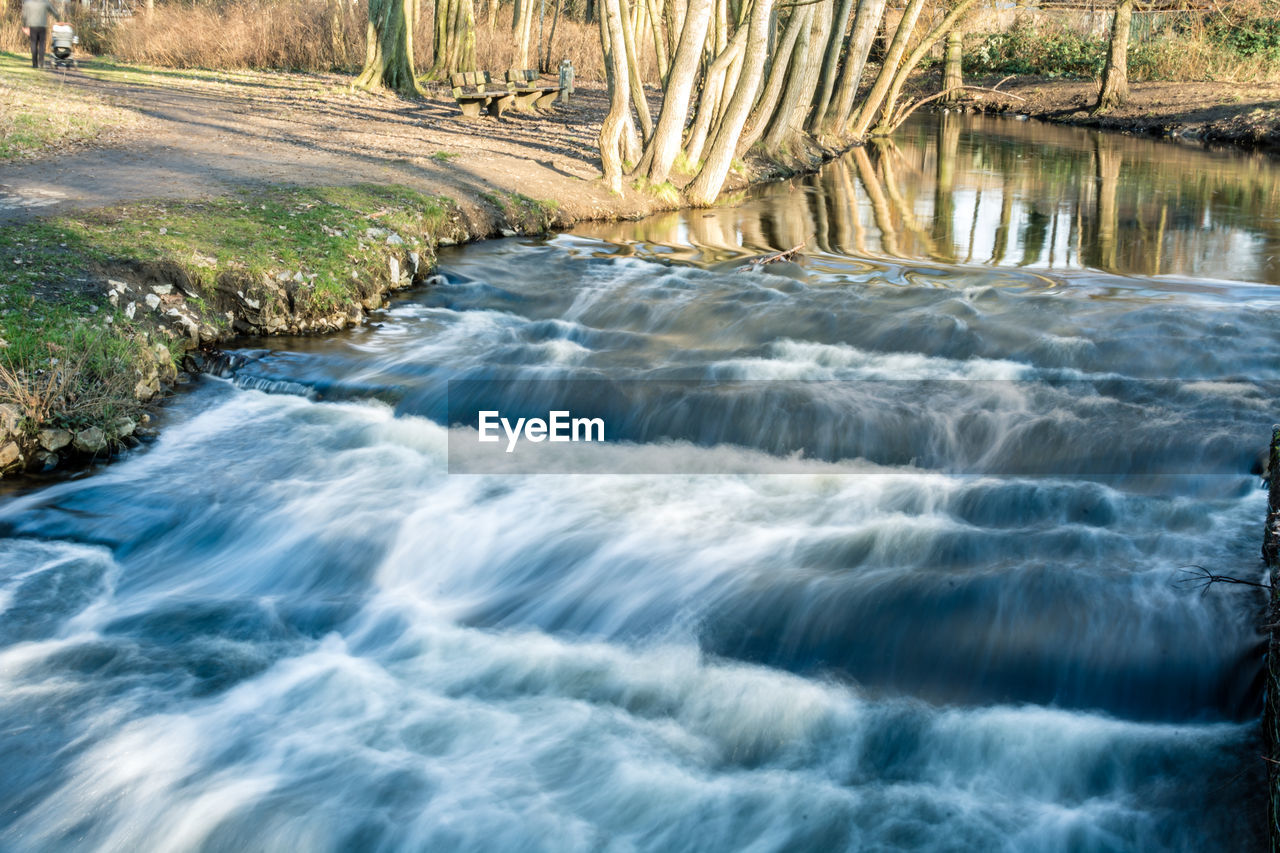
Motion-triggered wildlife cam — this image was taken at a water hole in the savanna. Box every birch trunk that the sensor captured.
[642,0,714,182]
[846,0,926,139]
[825,0,887,134]
[686,0,775,205]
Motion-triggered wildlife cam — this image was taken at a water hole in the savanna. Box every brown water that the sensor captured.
[581,113,1280,285]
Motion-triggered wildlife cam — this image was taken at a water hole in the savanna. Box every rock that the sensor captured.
[0,441,20,470]
[112,417,136,438]
[108,291,119,306]
[292,271,305,283]
[125,301,137,319]
[408,251,420,275]
[438,237,456,247]
[242,295,261,310]
[88,304,99,313]
[389,256,401,283]
[107,279,128,292]
[365,227,388,240]
[33,450,60,472]
[500,228,517,237]
[152,284,174,295]
[0,402,21,436]
[135,378,159,401]
[144,293,161,310]
[37,427,72,452]
[386,233,405,246]
[73,426,107,454]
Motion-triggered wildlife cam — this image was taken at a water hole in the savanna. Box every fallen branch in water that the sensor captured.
[737,242,805,272]
[1177,564,1272,596]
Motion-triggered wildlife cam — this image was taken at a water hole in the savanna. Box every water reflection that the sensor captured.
[581,114,1280,284]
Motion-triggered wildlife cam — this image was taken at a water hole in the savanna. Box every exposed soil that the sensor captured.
[0,63,713,226]
[951,75,1280,151]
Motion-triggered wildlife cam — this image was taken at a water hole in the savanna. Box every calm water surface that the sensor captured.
[2,116,1278,851]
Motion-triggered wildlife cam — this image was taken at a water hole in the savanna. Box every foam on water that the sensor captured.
[4,127,1280,848]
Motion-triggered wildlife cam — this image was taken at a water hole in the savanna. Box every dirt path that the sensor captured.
[0,63,668,225]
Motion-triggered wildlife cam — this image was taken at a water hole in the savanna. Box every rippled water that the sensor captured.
[3,116,1279,851]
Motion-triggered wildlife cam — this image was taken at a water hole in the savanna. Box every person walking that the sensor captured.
[21,0,63,69]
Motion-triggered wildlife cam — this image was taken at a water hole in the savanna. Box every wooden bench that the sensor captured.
[449,72,514,119]
[504,69,560,112]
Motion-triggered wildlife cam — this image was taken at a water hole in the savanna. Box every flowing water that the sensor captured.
[4,115,1280,851]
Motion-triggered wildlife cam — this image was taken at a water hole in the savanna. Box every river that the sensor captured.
[2,115,1279,851]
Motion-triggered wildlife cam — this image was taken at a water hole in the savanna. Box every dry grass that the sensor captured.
[32,0,646,83]
[0,49,143,160]
[104,0,368,72]
[965,2,1280,83]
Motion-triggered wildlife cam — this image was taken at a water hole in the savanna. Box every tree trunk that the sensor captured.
[680,23,746,166]
[433,0,450,71]
[599,0,633,191]
[454,0,477,71]
[642,0,714,182]
[764,0,831,156]
[846,0,926,139]
[941,29,962,103]
[618,0,654,140]
[869,0,979,136]
[686,0,774,205]
[736,5,806,153]
[1096,0,1133,111]
[645,0,670,81]
[356,0,422,96]
[824,0,887,134]
[516,0,537,67]
[807,0,856,133]
[545,0,564,68]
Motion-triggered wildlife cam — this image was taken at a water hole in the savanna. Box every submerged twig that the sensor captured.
[737,242,806,272]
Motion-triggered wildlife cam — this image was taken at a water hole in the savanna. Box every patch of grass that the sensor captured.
[0,51,143,160]
[0,183,455,444]
[0,221,155,434]
[672,152,702,174]
[480,190,559,231]
[430,150,460,162]
[52,184,451,308]
[631,177,681,206]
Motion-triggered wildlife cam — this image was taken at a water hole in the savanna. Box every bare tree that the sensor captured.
[599,0,635,191]
[686,0,775,205]
[1096,0,1133,111]
[942,29,963,104]
[640,0,715,182]
[869,0,980,137]
[846,0,926,139]
[356,0,421,95]
[823,0,888,135]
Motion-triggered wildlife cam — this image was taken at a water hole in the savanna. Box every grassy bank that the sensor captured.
[0,52,142,161]
[0,182,557,477]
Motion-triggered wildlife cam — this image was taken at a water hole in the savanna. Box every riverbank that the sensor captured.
[6,52,1280,479]
[949,75,1280,151]
[0,51,802,479]
[0,183,573,477]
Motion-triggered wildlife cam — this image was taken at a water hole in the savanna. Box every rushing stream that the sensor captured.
[4,116,1280,851]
